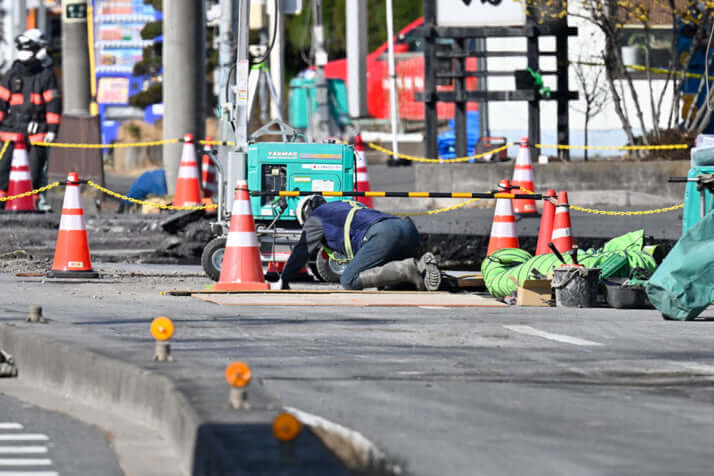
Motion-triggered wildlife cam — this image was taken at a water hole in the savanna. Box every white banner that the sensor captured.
[436,0,526,27]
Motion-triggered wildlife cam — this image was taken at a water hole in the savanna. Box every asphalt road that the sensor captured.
[0,267,712,475]
[0,392,123,476]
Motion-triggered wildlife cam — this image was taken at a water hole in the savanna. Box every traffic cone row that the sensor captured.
[353,134,373,208]
[487,185,574,256]
[201,137,218,199]
[213,180,269,291]
[173,134,202,208]
[46,172,98,279]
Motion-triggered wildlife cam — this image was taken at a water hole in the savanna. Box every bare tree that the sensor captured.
[572,53,609,161]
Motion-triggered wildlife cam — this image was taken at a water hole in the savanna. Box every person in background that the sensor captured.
[280,195,442,291]
[0,29,60,211]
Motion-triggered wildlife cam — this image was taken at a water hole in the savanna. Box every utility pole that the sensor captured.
[163,0,206,195]
[218,0,236,194]
[311,0,330,140]
[346,0,368,119]
[385,0,400,162]
[61,0,91,114]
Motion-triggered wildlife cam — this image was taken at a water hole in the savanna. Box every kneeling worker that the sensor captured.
[280,195,441,291]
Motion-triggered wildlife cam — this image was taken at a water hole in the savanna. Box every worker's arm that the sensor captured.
[0,74,10,123]
[41,71,61,139]
[280,216,324,289]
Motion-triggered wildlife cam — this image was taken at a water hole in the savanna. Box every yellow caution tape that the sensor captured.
[368,142,513,163]
[86,180,217,211]
[0,181,61,202]
[393,198,481,216]
[536,143,689,151]
[575,60,714,81]
[31,138,181,149]
[0,141,10,162]
[570,203,684,216]
[199,139,236,146]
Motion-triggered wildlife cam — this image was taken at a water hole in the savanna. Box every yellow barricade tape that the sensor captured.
[86,181,217,211]
[393,198,481,216]
[571,203,684,216]
[368,142,513,163]
[199,140,236,146]
[0,181,61,202]
[0,141,10,162]
[536,143,689,151]
[31,138,181,149]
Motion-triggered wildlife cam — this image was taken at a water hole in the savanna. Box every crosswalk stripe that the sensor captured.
[0,459,52,466]
[0,425,22,431]
[0,472,59,476]
[0,436,48,442]
[0,448,47,455]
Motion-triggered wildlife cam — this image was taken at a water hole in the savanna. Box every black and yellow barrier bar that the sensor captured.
[250,190,543,200]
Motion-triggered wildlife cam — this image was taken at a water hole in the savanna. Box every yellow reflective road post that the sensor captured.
[151,316,175,362]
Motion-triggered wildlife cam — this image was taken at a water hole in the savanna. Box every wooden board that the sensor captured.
[191,291,506,307]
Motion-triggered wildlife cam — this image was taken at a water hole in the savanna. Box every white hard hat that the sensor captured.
[296,195,326,225]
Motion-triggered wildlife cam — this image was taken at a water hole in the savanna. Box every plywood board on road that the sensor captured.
[191,291,506,307]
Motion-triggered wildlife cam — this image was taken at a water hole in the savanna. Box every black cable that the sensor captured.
[251,0,279,66]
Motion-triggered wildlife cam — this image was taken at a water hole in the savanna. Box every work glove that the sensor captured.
[27,121,39,135]
[44,132,56,143]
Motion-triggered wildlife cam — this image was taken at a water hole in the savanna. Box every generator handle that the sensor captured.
[668,177,694,183]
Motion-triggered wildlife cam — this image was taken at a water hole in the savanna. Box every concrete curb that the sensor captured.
[0,322,376,475]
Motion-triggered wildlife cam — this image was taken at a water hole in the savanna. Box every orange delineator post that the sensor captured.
[486,179,519,255]
[47,172,99,279]
[535,189,557,255]
[213,180,270,291]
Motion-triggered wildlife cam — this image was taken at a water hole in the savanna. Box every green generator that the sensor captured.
[247,142,355,223]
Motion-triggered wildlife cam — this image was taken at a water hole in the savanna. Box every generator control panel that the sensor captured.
[247,142,355,222]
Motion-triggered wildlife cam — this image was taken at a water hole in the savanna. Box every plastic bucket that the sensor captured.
[551,266,601,308]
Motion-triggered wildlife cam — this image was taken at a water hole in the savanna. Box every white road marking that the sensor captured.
[0,473,59,476]
[0,459,52,466]
[0,436,48,442]
[0,448,47,455]
[504,325,604,347]
[419,306,448,310]
[673,362,714,374]
[0,425,22,431]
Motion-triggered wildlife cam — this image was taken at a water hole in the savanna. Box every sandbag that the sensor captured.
[646,212,714,320]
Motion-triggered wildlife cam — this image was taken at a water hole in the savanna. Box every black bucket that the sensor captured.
[552,266,601,308]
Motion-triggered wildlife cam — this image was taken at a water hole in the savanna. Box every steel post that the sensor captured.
[346,0,368,119]
[61,0,91,114]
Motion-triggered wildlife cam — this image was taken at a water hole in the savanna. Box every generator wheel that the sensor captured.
[201,237,226,281]
[315,246,347,283]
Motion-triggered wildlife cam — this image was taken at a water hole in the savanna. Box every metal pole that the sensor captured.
[453,38,467,158]
[217,0,236,217]
[38,0,47,34]
[423,0,438,161]
[267,0,284,120]
[385,0,400,161]
[526,18,540,160]
[312,0,330,140]
[346,0,368,119]
[556,18,570,161]
[224,0,250,213]
[163,0,206,194]
[61,0,91,114]
[477,38,490,138]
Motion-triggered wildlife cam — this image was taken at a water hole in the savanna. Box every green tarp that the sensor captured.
[482,230,657,299]
[646,212,714,320]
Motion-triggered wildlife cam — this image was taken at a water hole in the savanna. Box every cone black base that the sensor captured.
[46,270,99,279]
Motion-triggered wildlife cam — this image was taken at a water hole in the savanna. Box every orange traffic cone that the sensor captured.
[173,133,202,207]
[551,191,574,254]
[511,137,537,215]
[353,134,373,208]
[486,179,519,255]
[201,137,217,199]
[46,172,99,279]
[214,180,270,291]
[6,135,35,212]
[535,189,557,255]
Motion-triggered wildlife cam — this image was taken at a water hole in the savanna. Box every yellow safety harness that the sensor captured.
[322,200,366,264]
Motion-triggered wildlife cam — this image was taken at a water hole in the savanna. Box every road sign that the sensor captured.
[62,0,87,23]
[436,0,526,27]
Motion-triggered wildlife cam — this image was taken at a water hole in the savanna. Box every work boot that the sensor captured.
[358,252,441,291]
[37,193,51,212]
